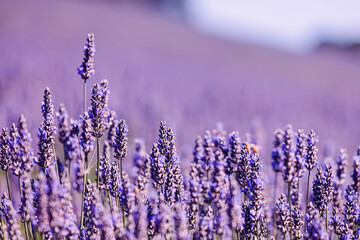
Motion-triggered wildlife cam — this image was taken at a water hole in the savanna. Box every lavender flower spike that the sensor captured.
[113,119,128,162]
[37,88,57,168]
[305,130,318,171]
[77,33,95,81]
[1,193,24,240]
[89,83,106,138]
[17,115,34,174]
[271,129,284,173]
[0,128,11,171]
[276,194,290,238]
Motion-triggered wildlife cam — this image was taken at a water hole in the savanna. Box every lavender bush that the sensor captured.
[1,33,360,240]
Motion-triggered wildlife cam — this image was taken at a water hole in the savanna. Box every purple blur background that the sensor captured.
[1,0,360,173]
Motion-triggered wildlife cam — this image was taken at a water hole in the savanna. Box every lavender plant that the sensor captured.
[2,32,359,240]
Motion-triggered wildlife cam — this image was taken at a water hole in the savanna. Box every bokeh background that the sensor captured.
[1,0,360,174]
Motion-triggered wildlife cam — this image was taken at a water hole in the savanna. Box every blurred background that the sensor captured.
[1,0,360,173]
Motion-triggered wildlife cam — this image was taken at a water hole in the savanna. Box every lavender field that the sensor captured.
[0,0,360,239]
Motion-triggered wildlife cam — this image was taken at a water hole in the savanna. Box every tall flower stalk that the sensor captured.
[78,33,95,113]
[89,83,107,188]
[304,130,318,222]
[37,88,57,175]
[113,119,128,181]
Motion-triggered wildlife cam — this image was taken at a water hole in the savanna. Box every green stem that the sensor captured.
[80,153,88,229]
[5,171,11,201]
[305,170,311,232]
[27,222,34,240]
[83,80,87,114]
[325,205,328,233]
[96,137,100,189]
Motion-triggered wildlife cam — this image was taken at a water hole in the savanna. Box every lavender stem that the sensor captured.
[96,137,100,189]
[304,169,311,232]
[80,152,88,229]
[5,171,11,201]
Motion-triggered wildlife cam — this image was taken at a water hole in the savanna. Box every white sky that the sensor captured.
[185,0,360,53]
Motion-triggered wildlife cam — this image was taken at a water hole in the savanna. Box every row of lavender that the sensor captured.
[0,33,359,240]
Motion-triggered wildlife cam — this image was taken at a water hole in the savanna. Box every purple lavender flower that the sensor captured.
[276,194,290,237]
[80,112,94,154]
[51,178,79,239]
[113,119,128,162]
[292,205,303,240]
[9,123,22,176]
[271,129,284,173]
[107,110,117,144]
[83,180,100,239]
[188,162,200,230]
[228,131,241,175]
[305,130,318,172]
[134,195,148,239]
[305,203,327,240]
[236,143,250,194]
[0,128,11,171]
[331,207,349,239]
[155,197,174,239]
[294,129,306,178]
[19,172,34,223]
[164,160,175,206]
[56,103,70,145]
[241,201,256,239]
[203,130,215,181]
[1,193,24,240]
[351,147,360,192]
[198,205,213,240]
[89,83,106,138]
[173,202,189,240]
[344,185,357,232]
[111,203,125,239]
[120,171,135,216]
[133,138,147,172]
[333,149,348,211]
[282,125,296,183]
[37,88,57,168]
[193,135,205,178]
[99,144,112,192]
[157,121,168,156]
[17,115,34,174]
[109,161,121,198]
[210,150,228,236]
[312,167,326,216]
[33,172,50,233]
[150,143,165,193]
[78,33,95,81]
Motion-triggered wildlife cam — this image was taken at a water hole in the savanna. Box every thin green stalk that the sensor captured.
[27,222,34,240]
[96,137,100,189]
[83,81,87,114]
[5,171,11,201]
[305,170,311,232]
[80,153,88,229]
[325,205,328,233]
[120,157,123,180]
